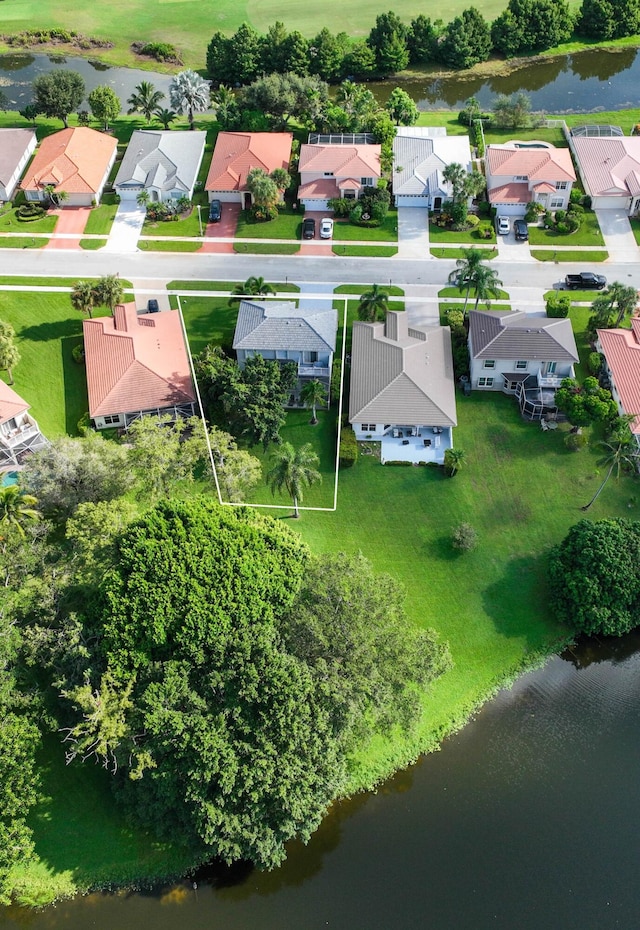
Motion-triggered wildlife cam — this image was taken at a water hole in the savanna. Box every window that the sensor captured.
[103,415,121,425]
[555,181,568,190]
[360,177,373,186]
[550,197,564,209]
[477,377,494,388]
[483,360,495,369]
[361,423,376,432]
[507,381,519,391]
[323,171,334,177]
[515,360,528,370]
[344,190,356,199]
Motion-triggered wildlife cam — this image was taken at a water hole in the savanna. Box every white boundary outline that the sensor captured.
[178,294,348,514]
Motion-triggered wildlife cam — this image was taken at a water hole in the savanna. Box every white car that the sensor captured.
[320,217,334,239]
[497,216,510,235]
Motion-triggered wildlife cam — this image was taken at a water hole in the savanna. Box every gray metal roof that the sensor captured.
[392,133,473,196]
[115,130,206,193]
[233,301,338,353]
[0,129,35,187]
[349,311,457,427]
[469,310,579,362]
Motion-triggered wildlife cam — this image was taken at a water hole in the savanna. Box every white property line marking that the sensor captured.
[178,295,348,514]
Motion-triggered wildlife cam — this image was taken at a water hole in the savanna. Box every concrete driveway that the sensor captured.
[595,209,640,262]
[103,202,146,253]
[397,206,431,259]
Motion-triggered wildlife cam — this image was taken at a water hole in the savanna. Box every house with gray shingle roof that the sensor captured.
[115,130,206,203]
[392,127,473,209]
[468,309,578,419]
[233,300,338,406]
[349,311,457,465]
[0,129,36,202]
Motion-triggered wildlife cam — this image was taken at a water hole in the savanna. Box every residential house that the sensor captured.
[596,320,640,450]
[0,380,48,465]
[0,129,36,201]
[485,143,576,217]
[392,127,473,209]
[569,130,640,213]
[298,141,381,212]
[205,131,293,208]
[83,303,197,430]
[21,127,117,206]
[114,130,206,203]
[232,300,338,406]
[468,309,579,420]
[348,310,457,465]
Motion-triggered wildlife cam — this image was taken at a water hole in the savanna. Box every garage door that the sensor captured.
[396,196,429,207]
[494,204,525,217]
[116,187,141,201]
[209,192,242,204]
[593,196,629,210]
[302,199,330,212]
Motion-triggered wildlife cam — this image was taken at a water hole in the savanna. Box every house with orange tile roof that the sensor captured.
[21,127,117,207]
[83,303,197,430]
[205,131,293,208]
[0,129,36,202]
[0,380,48,465]
[298,142,381,212]
[596,319,640,449]
[569,134,640,213]
[485,143,576,218]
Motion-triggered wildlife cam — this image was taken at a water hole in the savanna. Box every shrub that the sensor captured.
[478,226,493,239]
[71,343,85,364]
[339,428,358,468]
[554,209,566,224]
[543,210,553,227]
[565,214,581,233]
[349,203,363,224]
[525,201,543,223]
[545,291,570,318]
[556,221,569,235]
[328,198,352,218]
[15,203,47,222]
[330,358,342,405]
[445,309,464,329]
[466,213,480,227]
[588,351,603,375]
[564,431,588,452]
[582,195,592,209]
[135,41,183,64]
[567,201,585,214]
[452,522,478,552]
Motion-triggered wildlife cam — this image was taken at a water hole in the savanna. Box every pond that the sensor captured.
[1,632,639,929]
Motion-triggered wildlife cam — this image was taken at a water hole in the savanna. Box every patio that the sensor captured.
[379,427,452,465]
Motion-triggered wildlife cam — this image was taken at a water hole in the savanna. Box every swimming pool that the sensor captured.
[1,471,18,487]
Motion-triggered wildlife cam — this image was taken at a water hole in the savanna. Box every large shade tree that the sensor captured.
[169,70,210,130]
[88,85,120,131]
[32,69,85,128]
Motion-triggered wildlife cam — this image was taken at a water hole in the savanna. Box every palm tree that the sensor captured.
[581,439,638,511]
[266,442,321,518]
[169,70,210,131]
[447,248,488,317]
[153,107,177,130]
[127,81,165,124]
[471,264,503,312]
[94,274,124,315]
[229,277,276,304]
[358,284,389,322]
[43,184,68,208]
[443,447,466,477]
[70,280,96,320]
[136,190,150,209]
[300,379,327,424]
[0,319,20,385]
[0,485,40,537]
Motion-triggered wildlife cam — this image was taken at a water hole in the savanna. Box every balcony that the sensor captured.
[298,365,330,379]
[0,420,40,448]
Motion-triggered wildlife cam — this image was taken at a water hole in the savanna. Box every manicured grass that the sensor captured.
[334,284,405,296]
[431,247,497,259]
[0,236,47,248]
[79,239,106,250]
[532,249,609,262]
[236,207,302,240]
[180,296,239,354]
[0,277,133,288]
[138,239,203,252]
[168,280,300,292]
[0,206,58,234]
[429,222,496,243]
[484,126,567,146]
[333,211,398,242]
[142,194,209,237]
[439,286,509,300]
[630,218,640,245]
[332,245,398,257]
[440,302,512,317]
[82,193,119,237]
[528,211,604,246]
[234,242,300,254]
[0,291,87,437]
[543,288,599,303]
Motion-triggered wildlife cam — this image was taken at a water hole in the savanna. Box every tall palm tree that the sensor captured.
[358,284,389,322]
[169,70,210,131]
[153,107,177,130]
[581,439,638,511]
[472,264,503,312]
[94,274,124,315]
[443,447,466,478]
[266,442,321,518]
[0,319,20,385]
[0,485,40,537]
[70,280,96,320]
[447,248,488,317]
[300,379,327,424]
[127,81,165,124]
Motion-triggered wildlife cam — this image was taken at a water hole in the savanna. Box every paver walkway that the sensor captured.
[45,207,90,250]
[595,208,640,262]
[199,203,240,254]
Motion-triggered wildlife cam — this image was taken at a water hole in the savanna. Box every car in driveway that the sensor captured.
[303,217,316,239]
[320,217,334,239]
[208,199,222,223]
[514,219,528,240]
[496,216,510,235]
[147,299,159,313]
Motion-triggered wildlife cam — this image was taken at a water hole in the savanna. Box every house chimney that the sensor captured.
[113,304,128,332]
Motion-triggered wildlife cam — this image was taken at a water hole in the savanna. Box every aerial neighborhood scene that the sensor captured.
[2,0,640,923]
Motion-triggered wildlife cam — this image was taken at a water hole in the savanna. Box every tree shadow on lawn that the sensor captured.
[19,318,83,343]
[481,552,561,647]
[61,336,88,435]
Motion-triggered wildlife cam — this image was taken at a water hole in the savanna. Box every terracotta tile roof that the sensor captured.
[487,181,531,204]
[0,380,29,425]
[205,132,293,192]
[299,143,381,178]
[486,144,576,182]
[83,303,196,418]
[297,178,339,199]
[597,320,640,434]
[22,128,117,195]
[572,137,640,197]
[532,181,556,194]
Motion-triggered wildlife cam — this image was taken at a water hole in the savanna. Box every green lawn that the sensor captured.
[332,244,398,257]
[82,193,119,236]
[234,242,300,254]
[236,207,302,240]
[332,211,398,242]
[138,239,203,252]
[334,284,405,296]
[142,193,209,237]
[168,280,300,292]
[79,238,107,250]
[0,236,47,248]
[439,286,509,300]
[543,289,599,303]
[528,211,604,246]
[532,249,609,262]
[630,218,640,245]
[432,247,498,260]
[0,205,58,235]
[0,291,87,437]
[180,295,239,354]
[429,222,496,243]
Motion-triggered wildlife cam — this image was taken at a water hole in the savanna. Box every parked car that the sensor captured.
[514,219,528,240]
[564,272,607,290]
[208,199,222,223]
[496,216,510,235]
[303,217,316,239]
[320,217,334,239]
[147,299,159,313]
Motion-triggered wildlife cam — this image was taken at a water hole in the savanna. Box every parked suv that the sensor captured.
[208,199,222,223]
[302,217,316,239]
[147,299,159,313]
[514,219,528,240]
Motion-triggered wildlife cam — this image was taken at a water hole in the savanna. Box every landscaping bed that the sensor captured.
[429,221,495,243]
[332,210,398,242]
[528,210,604,246]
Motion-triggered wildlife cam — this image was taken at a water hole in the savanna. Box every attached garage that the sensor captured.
[591,195,632,211]
[493,203,526,217]
[301,198,330,212]
[396,195,430,208]
[208,190,243,204]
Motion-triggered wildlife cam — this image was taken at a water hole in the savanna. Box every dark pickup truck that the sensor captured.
[564,272,607,290]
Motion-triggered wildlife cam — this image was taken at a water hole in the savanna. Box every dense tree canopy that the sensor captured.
[554,377,617,428]
[32,69,85,128]
[550,519,640,636]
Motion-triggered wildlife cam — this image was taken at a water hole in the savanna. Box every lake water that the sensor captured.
[1,632,640,929]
